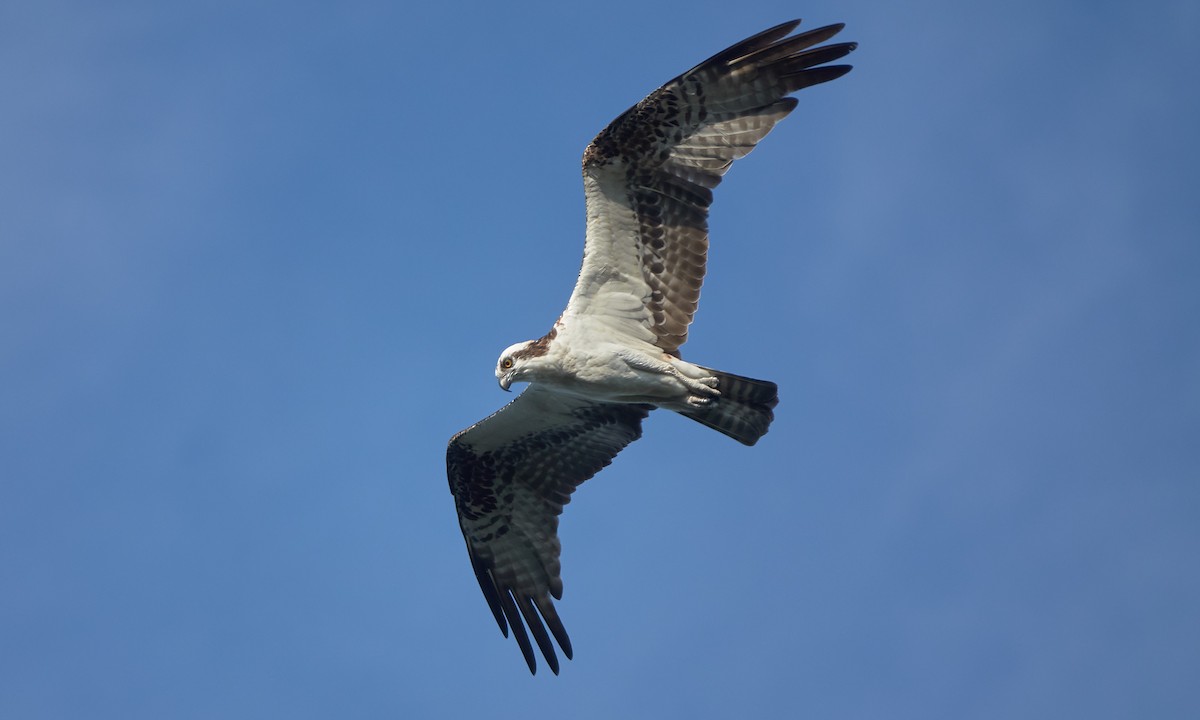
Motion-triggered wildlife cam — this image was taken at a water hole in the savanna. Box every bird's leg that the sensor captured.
[664,357,720,396]
[619,350,720,403]
[669,359,720,407]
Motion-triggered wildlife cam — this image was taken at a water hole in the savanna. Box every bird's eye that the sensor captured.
[501,357,514,370]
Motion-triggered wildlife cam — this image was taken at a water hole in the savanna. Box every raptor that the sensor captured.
[446,19,856,674]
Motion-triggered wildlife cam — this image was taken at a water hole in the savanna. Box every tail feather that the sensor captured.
[679,367,779,446]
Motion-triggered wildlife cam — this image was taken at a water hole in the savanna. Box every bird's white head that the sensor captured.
[495,340,537,392]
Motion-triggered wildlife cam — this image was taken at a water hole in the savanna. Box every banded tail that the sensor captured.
[680,367,779,446]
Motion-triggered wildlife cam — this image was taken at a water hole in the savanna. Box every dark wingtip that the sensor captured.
[535,594,573,662]
[702,18,803,68]
[543,648,560,675]
[516,595,562,676]
[795,22,846,49]
[785,64,855,92]
[498,589,538,674]
[822,64,855,82]
[518,634,537,675]
[766,18,804,37]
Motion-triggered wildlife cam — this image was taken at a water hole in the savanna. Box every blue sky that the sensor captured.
[2,0,1198,717]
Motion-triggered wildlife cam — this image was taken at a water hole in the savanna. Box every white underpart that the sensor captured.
[562,173,660,347]
[517,319,720,410]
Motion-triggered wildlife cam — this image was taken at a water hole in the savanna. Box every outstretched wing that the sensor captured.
[447,386,652,674]
[565,20,856,353]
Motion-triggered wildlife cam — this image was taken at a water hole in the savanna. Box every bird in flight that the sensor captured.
[446,18,856,674]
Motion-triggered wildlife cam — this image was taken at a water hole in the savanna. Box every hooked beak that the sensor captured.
[498,373,513,392]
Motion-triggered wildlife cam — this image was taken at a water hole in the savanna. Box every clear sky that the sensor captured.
[2,0,1198,717]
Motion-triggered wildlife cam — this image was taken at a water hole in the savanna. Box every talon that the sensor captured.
[688,377,720,396]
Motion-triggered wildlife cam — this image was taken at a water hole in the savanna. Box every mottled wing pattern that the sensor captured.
[567,20,856,353]
[447,386,652,674]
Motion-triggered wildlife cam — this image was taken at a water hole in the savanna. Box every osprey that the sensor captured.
[447,19,855,674]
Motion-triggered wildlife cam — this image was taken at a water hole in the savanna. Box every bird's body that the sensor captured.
[446,18,856,674]
[498,322,721,411]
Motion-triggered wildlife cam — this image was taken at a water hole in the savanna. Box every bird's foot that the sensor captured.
[681,374,720,397]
